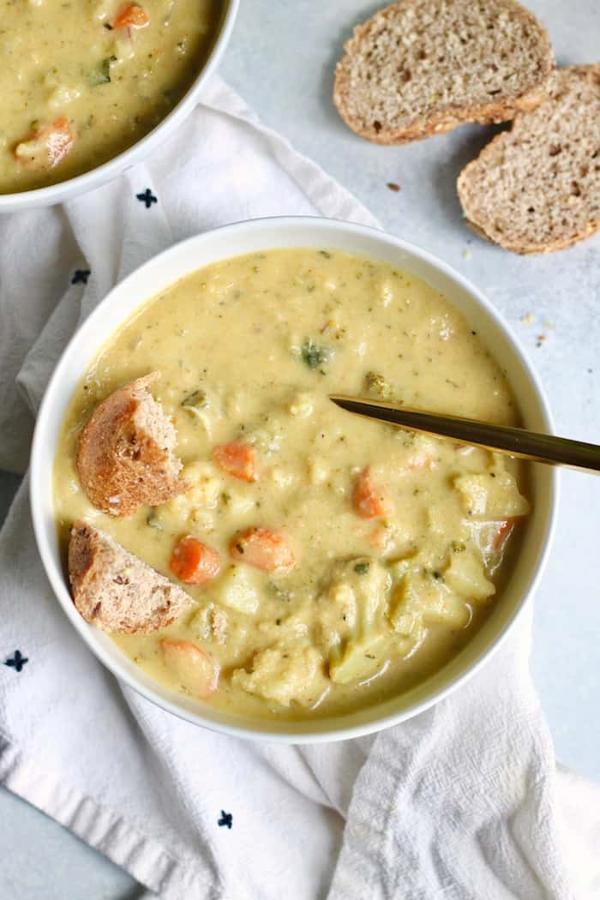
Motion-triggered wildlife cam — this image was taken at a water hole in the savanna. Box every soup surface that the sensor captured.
[0,0,219,193]
[54,249,530,720]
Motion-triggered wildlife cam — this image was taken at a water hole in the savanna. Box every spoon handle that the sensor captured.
[329,395,600,473]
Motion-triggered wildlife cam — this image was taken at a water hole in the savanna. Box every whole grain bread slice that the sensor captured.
[68,521,192,633]
[77,372,186,517]
[333,0,553,144]
[458,65,600,253]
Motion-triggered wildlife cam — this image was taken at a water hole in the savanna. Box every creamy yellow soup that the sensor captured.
[54,249,530,720]
[0,0,220,193]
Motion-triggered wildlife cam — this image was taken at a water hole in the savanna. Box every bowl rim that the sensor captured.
[30,215,558,743]
[0,0,239,212]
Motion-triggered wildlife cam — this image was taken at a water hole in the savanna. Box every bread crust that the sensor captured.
[333,0,553,144]
[76,373,186,517]
[68,521,192,633]
[457,65,600,254]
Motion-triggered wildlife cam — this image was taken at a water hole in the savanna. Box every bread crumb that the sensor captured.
[520,312,535,325]
[462,249,472,260]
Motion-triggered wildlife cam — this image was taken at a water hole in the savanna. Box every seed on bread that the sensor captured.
[333,0,553,145]
[68,521,192,633]
[77,372,186,517]
[457,65,600,253]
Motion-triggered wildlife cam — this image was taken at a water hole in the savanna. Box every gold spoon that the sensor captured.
[329,395,600,473]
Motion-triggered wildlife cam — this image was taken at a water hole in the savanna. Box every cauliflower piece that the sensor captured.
[183,461,223,508]
[217,565,261,615]
[232,643,325,706]
[151,461,223,530]
[191,603,229,645]
[317,558,391,657]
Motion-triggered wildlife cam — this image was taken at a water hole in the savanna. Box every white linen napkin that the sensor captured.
[0,77,598,900]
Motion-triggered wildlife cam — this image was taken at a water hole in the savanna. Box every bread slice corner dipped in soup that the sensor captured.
[53,248,530,720]
[0,0,220,194]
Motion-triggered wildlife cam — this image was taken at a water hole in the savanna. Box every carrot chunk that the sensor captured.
[230,527,295,573]
[213,442,257,482]
[352,466,386,519]
[169,536,221,585]
[492,518,517,553]
[14,117,74,169]
[113,3,150,29]
[160,640,219,698]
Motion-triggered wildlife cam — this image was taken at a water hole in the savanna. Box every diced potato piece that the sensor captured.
[444,550,495,602]
[330,634,387,685]
[454,468,530,519]
[217,565,261,615]
[389,571,468,637]
[232,643,325,706]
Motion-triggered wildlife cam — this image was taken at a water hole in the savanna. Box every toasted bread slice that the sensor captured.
[458,65,600,253]
[333,0,553,145]
[68,521,192,633]
[77,373,185,517]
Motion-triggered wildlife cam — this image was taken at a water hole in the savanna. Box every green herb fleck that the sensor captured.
[181,389,207,409]
[146,510,163,531]
[354,562,370,575]
[319,250,332,259]
[90,56,117,86]
[301,339,332,370]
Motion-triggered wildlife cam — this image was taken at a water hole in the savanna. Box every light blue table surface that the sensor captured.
[1,1,598,896]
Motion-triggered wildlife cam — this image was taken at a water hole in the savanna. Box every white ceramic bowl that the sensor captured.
[0,0,239,214]
[31,217,557,742]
